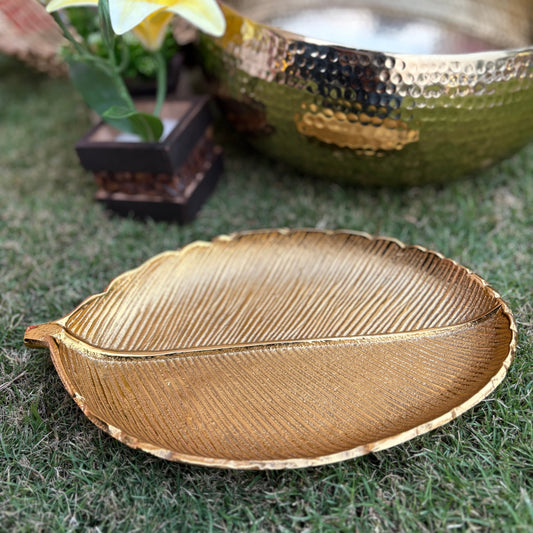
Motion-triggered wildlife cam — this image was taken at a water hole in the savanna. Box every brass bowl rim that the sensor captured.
[218,1,533,57]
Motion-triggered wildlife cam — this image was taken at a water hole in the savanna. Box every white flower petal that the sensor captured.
[166,0,226,36]
[108,0,163,34]
[46,0,98,13]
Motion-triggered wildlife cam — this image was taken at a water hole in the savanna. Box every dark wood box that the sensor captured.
[95,143,223,223]
[75,96,212,174]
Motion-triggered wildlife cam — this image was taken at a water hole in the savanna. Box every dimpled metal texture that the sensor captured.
[199,0,533,185]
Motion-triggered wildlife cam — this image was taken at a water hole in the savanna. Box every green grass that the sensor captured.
[1,53,532,532]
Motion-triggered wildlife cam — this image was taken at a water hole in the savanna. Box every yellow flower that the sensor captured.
[46,0,226,50]
[129,11,175,51]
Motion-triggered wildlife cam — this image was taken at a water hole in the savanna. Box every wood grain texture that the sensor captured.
[24,229,516,469]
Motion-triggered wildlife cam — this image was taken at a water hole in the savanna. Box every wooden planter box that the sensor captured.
[75,96,223,223]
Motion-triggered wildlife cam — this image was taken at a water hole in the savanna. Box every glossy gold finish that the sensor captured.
[199,0,533,185]
[24,229,516,469]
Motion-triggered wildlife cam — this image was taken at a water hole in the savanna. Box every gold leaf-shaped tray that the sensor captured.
[24,229,516,469]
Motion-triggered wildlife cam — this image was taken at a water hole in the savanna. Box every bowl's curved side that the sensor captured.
[199,2,533,185]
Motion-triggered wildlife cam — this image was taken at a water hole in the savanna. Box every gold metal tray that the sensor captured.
[24,230,516,469]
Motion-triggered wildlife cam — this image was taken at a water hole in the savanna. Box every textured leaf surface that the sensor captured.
[24,229,516,469]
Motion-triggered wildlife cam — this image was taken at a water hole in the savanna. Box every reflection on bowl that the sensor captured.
[199,0,533,185]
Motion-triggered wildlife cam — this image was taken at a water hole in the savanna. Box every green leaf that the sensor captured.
[67,56,163,141]
[66,56,131,118]
[102,105,138,120]
[102,106,164,142]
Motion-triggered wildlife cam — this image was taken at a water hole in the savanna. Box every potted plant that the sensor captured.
[45,0,226,222]
[60,6,184,96]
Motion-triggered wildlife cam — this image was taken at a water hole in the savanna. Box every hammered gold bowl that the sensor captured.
[199,0,533,185]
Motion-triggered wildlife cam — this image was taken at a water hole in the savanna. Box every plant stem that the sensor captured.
[117,42,130,74]
[52,13,87,57]
[153,51,167,118]
[96,0,134,110]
